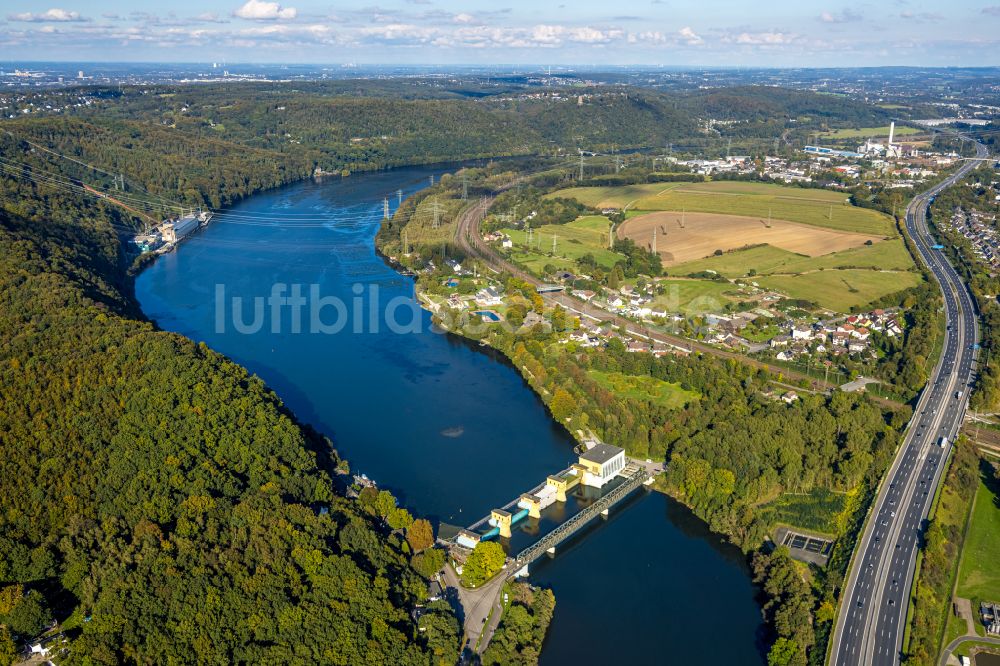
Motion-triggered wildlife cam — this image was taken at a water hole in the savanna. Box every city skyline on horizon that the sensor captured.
[1,0,1000,68]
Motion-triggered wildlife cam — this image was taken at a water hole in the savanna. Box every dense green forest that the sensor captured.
[481,583,555,666]
[0,125,458,664]
[31,79,892,174]
[0,80,910,664]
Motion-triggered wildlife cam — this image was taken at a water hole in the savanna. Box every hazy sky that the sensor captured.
[2,0,999,66]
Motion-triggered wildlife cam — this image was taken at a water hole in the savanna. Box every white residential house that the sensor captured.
[501,236,513,249]
[475,287,503,307]
[791,326,813,340]
[770,334,791,348]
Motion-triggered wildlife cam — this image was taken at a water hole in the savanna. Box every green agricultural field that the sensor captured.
[670,238,916,278]
[652,279,741,314]
[546,183,681,209]
[587,370,699,408]
[506,215,625,270]
[631,183,892,235]
[820,125,921,139]
[506,249,576,276]
[756,269,923,312]
[956,475,1000,602]
[552,180,894,235]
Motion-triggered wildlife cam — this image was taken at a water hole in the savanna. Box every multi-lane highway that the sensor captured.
[830,139,988,665]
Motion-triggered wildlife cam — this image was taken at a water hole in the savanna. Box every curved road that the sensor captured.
[830,139,988,666]
[940,635,1000,666]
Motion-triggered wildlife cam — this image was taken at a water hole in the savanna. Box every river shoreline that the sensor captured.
[134,167,767,665]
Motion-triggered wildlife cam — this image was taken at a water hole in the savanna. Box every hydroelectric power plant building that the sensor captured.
[456,444,628,547]
[160,214,200,244]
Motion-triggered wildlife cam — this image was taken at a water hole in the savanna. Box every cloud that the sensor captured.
[530,25,623,45]
[726,30,799,45]
[899,10,943,21]
[7,8,88,22]
[233,0,297,20]
[678,26,703,44]
[819,8,862,23]
[453,13,475,24]
[196,13,229,23]
[983,5,1000,15]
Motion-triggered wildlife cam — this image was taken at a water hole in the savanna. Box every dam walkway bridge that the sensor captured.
[513,463,650,571]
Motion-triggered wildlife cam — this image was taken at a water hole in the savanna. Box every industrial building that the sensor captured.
[455,442,628,547]
[160,214,200,244]
[577,443,626,488]
[982,601,1000,634]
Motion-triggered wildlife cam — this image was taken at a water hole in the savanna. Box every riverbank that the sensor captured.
[136,170,766,665]
[377,165,916,665]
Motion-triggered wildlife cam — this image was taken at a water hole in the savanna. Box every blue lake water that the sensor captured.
[134,165,766,664]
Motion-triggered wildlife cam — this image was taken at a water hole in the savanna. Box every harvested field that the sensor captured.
[618,210,884,265]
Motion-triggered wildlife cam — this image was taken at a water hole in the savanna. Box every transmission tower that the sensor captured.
[430,199,443,229]
[397,189,403,206]
[383,197,390,219]
[462,174,469,200]
[579,151,585,181]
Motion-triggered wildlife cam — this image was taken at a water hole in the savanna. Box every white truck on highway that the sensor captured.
[939,436,949,448]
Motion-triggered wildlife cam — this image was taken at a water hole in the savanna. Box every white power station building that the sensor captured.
[160,214,200,244]
[577,443,626,488]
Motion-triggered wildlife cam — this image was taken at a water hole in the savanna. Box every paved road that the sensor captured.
[829,139,988,666]
[440,560,511,656]
[939,635,1000,666]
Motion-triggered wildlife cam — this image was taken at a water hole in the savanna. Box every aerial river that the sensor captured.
[134,164,765,664]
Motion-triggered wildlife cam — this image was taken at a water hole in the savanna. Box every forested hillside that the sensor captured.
[0,129,456,664]
[683,85,890,124]
[31,79,891,176]
[0,80,906,665]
